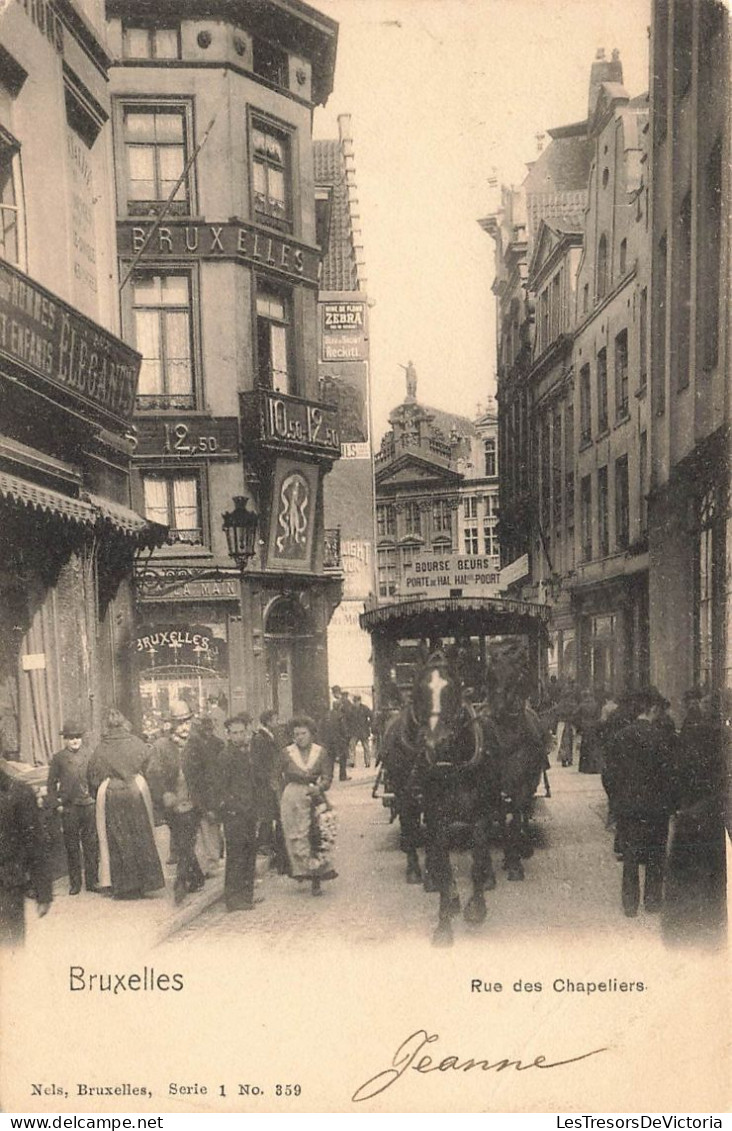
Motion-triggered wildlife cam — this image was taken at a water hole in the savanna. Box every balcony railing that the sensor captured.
[375,433,453,466]
[165,527,203,546]
[239,387,340,461]
[136,393,196,412]
[323,527,342,572]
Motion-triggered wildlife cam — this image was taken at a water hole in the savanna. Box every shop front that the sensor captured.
[571,570,649,696]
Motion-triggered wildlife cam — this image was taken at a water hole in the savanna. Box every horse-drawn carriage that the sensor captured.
[360,593,552,945]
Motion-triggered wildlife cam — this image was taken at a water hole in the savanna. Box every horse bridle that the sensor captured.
[418,700,483,771]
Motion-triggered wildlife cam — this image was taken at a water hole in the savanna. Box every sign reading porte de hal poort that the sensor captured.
[402,552,501,598]
[0,258,140,424]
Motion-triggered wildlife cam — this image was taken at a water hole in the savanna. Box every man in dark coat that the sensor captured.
[351,695,373,768]
[0,768,52,946]
[322,686,350,782]
[46,719,98,895]
[604,686,675,917]
[146,702,204,904]
[184,716,225,877]
[215,713,268,911]
[250,709,286,870]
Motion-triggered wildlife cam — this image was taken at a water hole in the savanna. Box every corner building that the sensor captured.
[0,0,161,768]
[106,0,342,724]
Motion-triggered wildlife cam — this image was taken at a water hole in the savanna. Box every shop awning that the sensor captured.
[360,594,551,637]
[0,471,96,527]
[87,494,168,549]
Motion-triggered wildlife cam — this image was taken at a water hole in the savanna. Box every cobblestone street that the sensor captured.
[172,760,664,949]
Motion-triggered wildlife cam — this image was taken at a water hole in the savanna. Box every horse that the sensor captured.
[381,653,550,945]
[380,653,497,946]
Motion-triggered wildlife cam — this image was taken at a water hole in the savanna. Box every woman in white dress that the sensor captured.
[279,717,336,897]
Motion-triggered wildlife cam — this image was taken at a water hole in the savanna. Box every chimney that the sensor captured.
[587,47,623,121]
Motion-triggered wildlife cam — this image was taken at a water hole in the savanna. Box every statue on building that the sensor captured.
[399,360,417,401]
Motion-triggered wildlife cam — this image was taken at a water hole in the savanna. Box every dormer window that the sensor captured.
[123,25,181,60]
[253,38,288,87]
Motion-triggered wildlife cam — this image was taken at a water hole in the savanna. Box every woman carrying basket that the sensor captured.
[279,716,337,897]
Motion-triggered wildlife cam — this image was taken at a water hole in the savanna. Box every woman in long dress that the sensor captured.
[88,708,164,899]
[279,716,336,897]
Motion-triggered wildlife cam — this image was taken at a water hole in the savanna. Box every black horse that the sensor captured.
[381,653,549,945]
[381,653,498,945]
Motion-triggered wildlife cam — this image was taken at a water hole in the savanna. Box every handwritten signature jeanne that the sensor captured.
[352,1028,609,1103]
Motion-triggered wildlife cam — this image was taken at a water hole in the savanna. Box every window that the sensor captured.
[580,474,592,561]
[123,105,189,216]
[566,470,575,536]
[401,544,415,571]
[676,193,692,390]
[133,273,194,410]
[696,487,721,689]
[251,118,291,230]
[463,496,478,521]
[405,502,422,537]
[0,130,21,265]
[639,287,648,390]
[540,289,549,351]
[639,430,648,532]
[614,330,629,420]
[483,518,498,558]
[580,365,592,443]
[702,139,722,368]
[615,455,629,550]
[619,238,628,275]
[256,284,293,394]
[143,473,202,545]
[597,233,609,298]
[597,348,608,433]
[377,547,397,598]
[464,526,479,555]
[551,272,561,339]
[540,416,551,530]
[484,437,497,478]
[654,234,667,415]
[253,39,288,87]
[552,408,562,527]
[376,504,396,538]
[432,499,451,535]
[598,466,609,556]
[583,283,589,314]
[122,25,181,59]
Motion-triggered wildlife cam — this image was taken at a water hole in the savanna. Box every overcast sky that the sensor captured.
[312,0,651,439]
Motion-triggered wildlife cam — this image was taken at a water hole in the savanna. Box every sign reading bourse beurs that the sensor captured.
[402,552,501,597]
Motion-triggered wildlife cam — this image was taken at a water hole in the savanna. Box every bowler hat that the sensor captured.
[62,720,84,738]
[168,701,193,723]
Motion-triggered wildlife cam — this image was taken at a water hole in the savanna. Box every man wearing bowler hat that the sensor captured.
[147,701,204,904]
[47,719,99,895]
[604,686,676,918]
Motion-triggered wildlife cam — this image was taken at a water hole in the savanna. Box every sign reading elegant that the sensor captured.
[240,388,340,460]
[0,259,141,423]
[402,552,501,597]
[117,221,320,286]
[135,417,240,459]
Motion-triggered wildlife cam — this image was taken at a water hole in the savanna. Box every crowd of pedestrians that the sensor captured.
[1,687,374,944]
[538,676,727,928]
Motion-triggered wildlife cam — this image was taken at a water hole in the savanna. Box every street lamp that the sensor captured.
[222,495,259,572]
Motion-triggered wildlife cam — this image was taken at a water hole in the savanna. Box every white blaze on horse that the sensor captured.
[380,651,549,947]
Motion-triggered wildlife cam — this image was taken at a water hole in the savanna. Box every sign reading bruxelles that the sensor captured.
[117,221,320,286]
[0,259,140,424]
